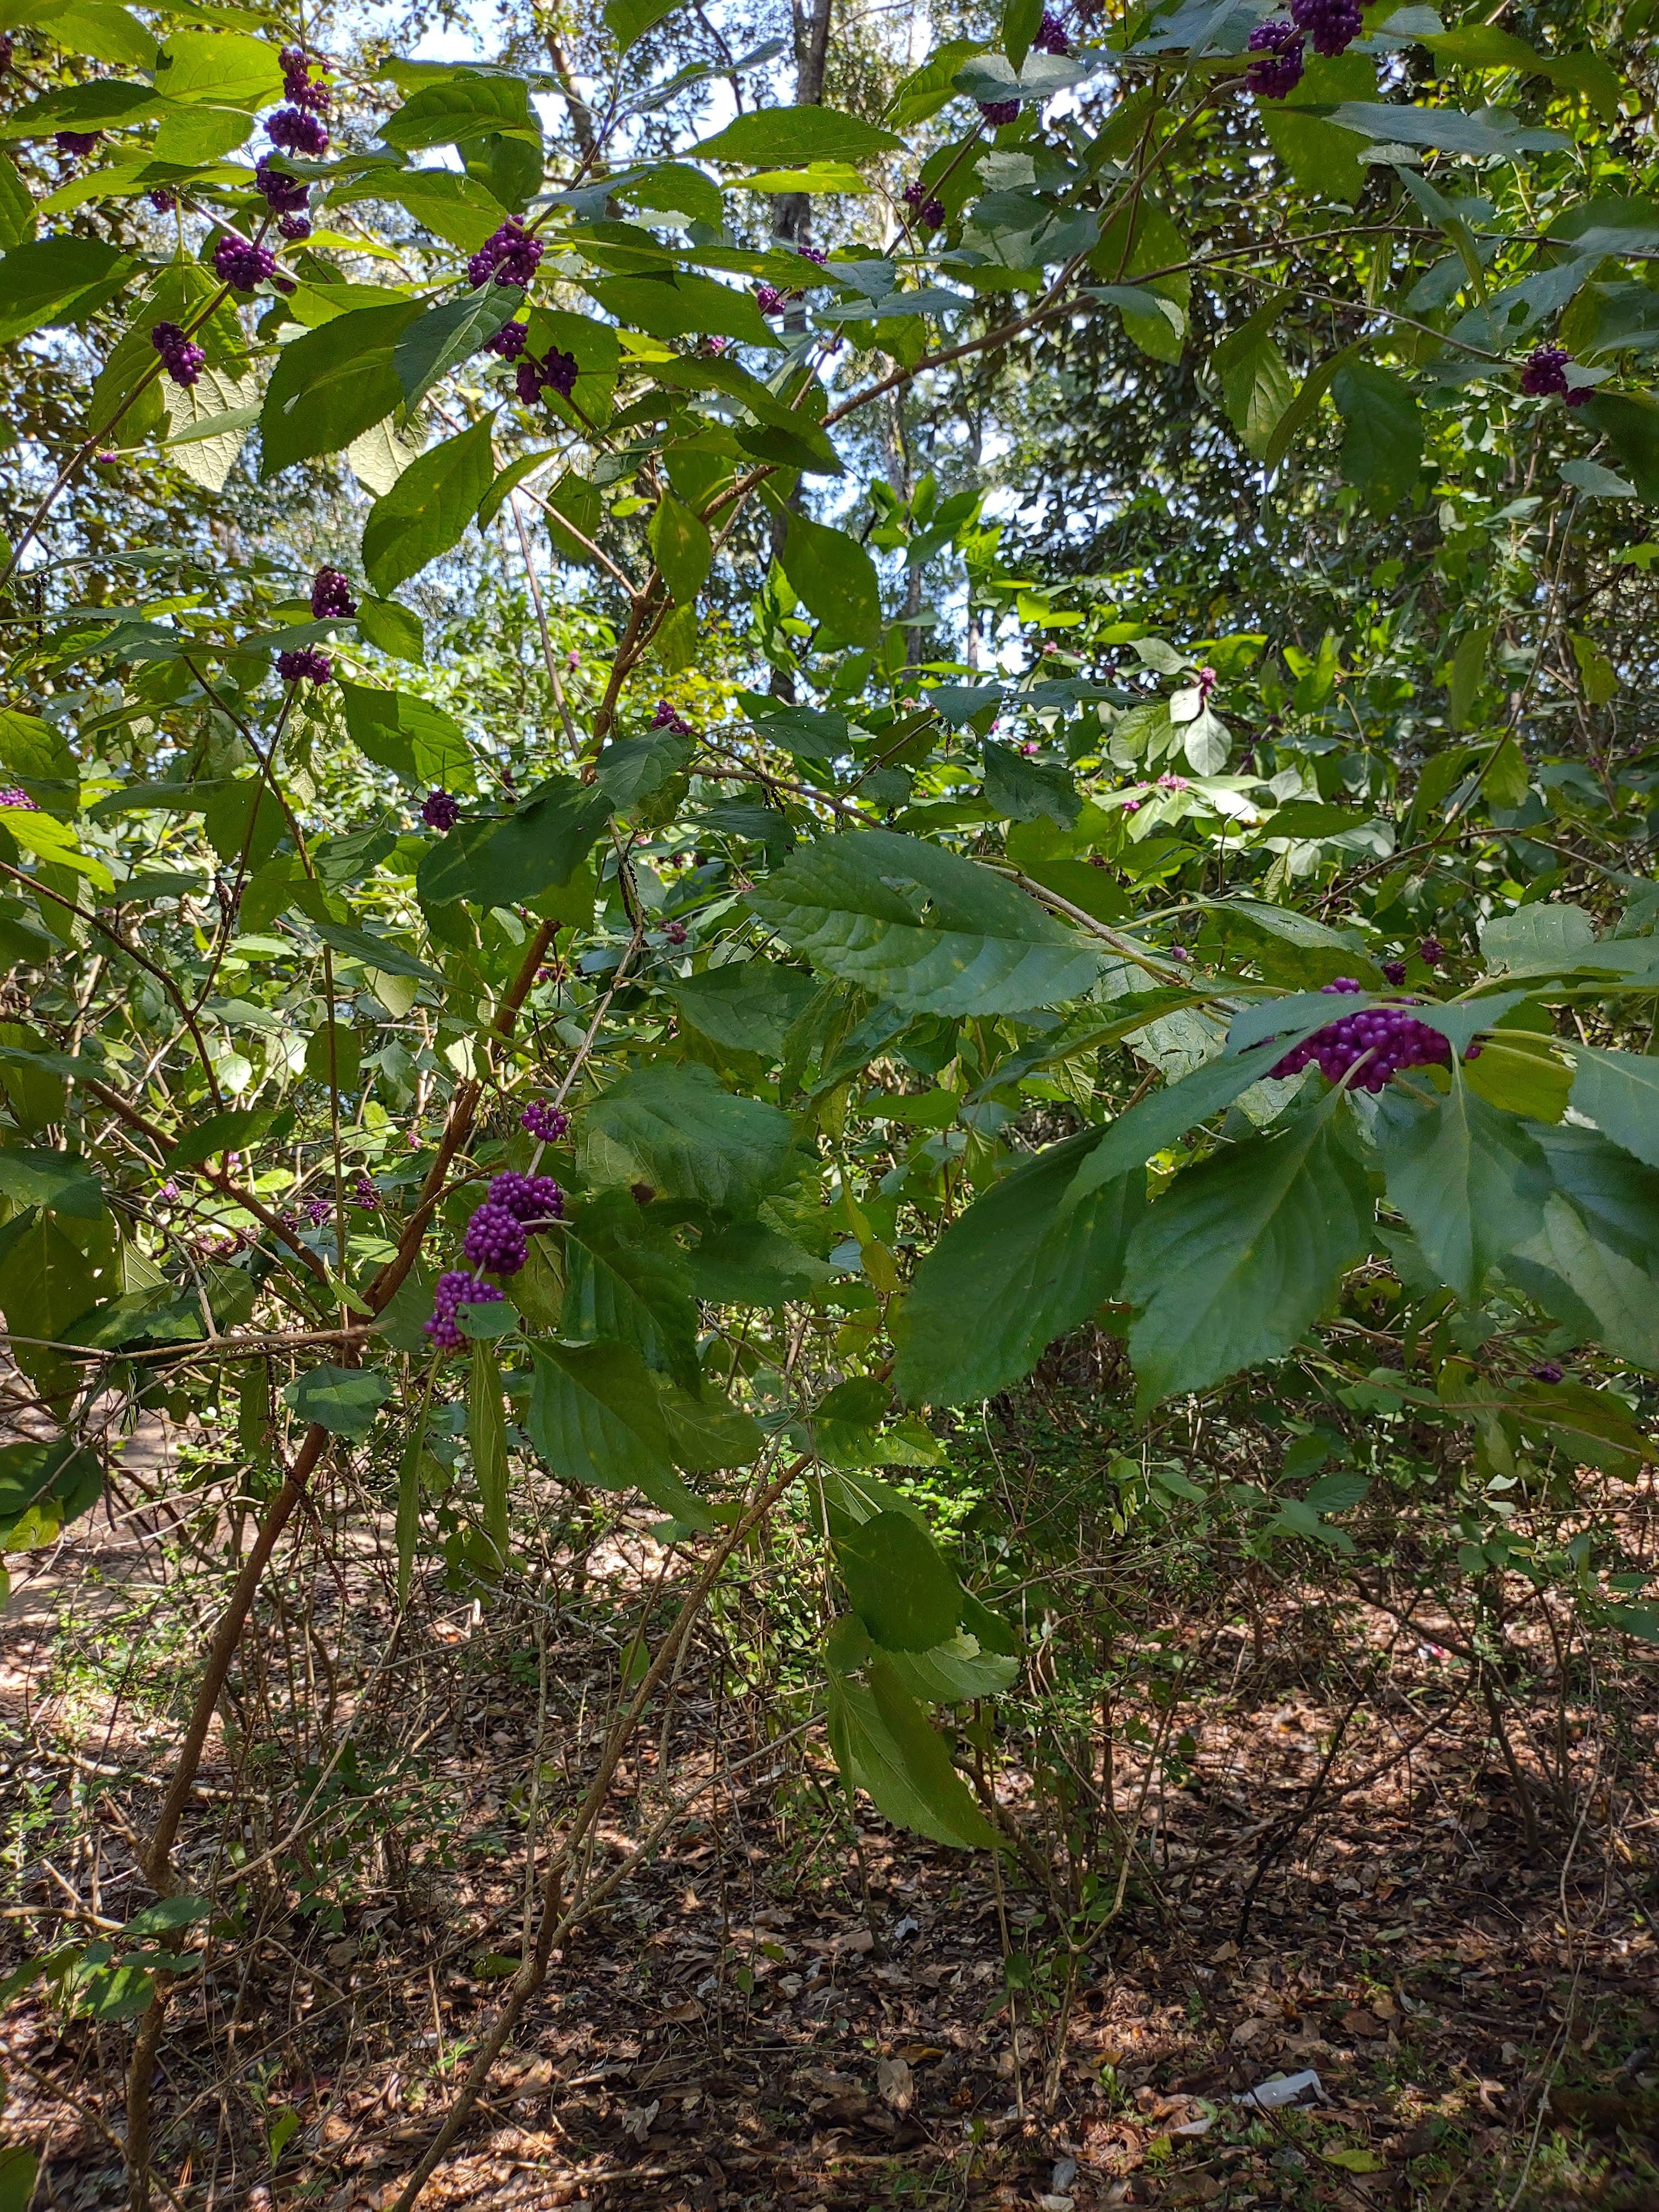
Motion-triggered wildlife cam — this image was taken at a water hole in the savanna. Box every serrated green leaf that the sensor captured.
[1373,1080,1551,1305]
[259,300,425,479]
[581,1062,795,1217]
[749,828,1102,1016]
[836,1507,962,1650]
[1124,1094,1374,1407]
[362,413,497,595]
[525,1336,713,1525]
[778,512,883,646]
[282,1364,390,1438]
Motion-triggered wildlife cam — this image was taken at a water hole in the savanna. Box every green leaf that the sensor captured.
[0,1213,106,1356]
[1332,362,1422,510]
[880,1630,1021,1703]
[469,1335,509,1557]
[584,272,781,351]
[685,1219,832,1305]
[649,487,713,606]
[1262,342,1362,477]
[887,39,989,127]
[1124,1094,1374,1408]
[1569,1045,1659,1170]
[1214,294,1295,461]
[335,166,513,252]
[563,1189,701,1386]
[778,512,883,645]
[304,1020,360,1092]
[1257,54,1373,200]
[283,1365,390,1438]
[162,1107,275,1172]
[1580,392,1659,503]
[826,1660,997,1847]
[1326,101,1569,159]
[1373,1081,1551,1305]
[581,1062,796,1217]
[338,679,473,792]
[749,828,1102,1016]
[394,287,521,409]
[380,70,538,150]
[362,413,497,595]
[0,234,131,345]
[0,152,35,247]
[31,1,158,68]
[1421,25,1621,118]
[1507,1123,1659,1369]
[0,1437,103,1542]
[836,1507,962,1650]
[416,774,611,907]
[669,958,817,1060]
[0,1146,103,1217]
[525,1337,713,1525]
[309,921,442,984]
[594,728,691,809]
[898,1124,1142,1406]
[694,105,904,164]
[983,740,1079,826]
[152,23,280,104]
[354,595,425,663]
[0,2146,35,2212]
[259,301,425,479]
[606,0,680,53]
[657,1378,765,1470]
[1,77,162,139]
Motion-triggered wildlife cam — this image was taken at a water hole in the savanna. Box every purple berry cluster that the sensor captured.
[463,1201,528,1275]
[422,789,461,831]
[151,320,205,387]
[254,155,309,214]
[653,700,692,735]
[280,44,331,109]
[756,283,792,316]
[353,1174,379,1208]
[1289,0,1360,53]
[486,320,529,360]
[425,1270,504,1352]
[149,186,177,213]
[214,235,276,290]
[277,646,332,684]
[797,243,828,268]
[488,1170,566,1225]
[901,180,946,228]
[268,103,328,157]
[1245,19,1305,96]
[664,919,687,946]
[304,1194,332,1225]
[311,566,356,618]
[1530,1360,1565,1384]
[468,219,543,290]
[978,97,1021,126]
[521,1098,569,1143]
[1382,959,1407,987]
[1033,9,1071,52]
[1266,978,1479,1094]
[513,346,578,405]
[0,787,38,810]
[279,213,313,241]
[55,130,101,156]
[1519,343,1589,405]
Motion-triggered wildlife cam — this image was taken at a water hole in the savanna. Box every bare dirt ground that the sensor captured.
[3,1431,1658,2211]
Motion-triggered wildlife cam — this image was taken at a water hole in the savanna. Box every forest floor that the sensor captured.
[2,1420,1657,2212]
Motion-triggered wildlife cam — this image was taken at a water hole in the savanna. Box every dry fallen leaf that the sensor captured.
[876,2056,914,2111]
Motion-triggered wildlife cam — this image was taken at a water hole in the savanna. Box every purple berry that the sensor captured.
[0,34,12,69]
[276,646,331,684]
[1530,1361,1564,1384]
[1519,343,1571,399]
[1419,937,1444,964]
[797,243,828,267]
[543,346,578,398]
[664,920,687,946]
[978,97,1021,125]
[254,155,309,214]
[1245,20,1305,96]
[149,186,178,213]
[421,789,461,831]
[921,196,946,228]
[463,1201,528,1275]
[1033,10,1071,52]
[1381,959,1407,987]
[652,700,692,735]
[425,1269,504,1352]
[488,1170,565,1225]
[150,321,206,388]
[213,236,277,291]
[311,566,356,619]
[55,130,101,156]
[304,1194,332,1225]
[267,105,328,156]
[521,1098,569,1144]
[353,1174,379,1208]
[280,44,331,111]
[1289,0,1360,54]
[0,787,38,811]
[757,283,789,316]
[278,213,312,242]
[467,218,542,290]
[486,321,529,360]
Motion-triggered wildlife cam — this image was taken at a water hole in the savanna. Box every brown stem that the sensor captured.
[389,1453,807,2210]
